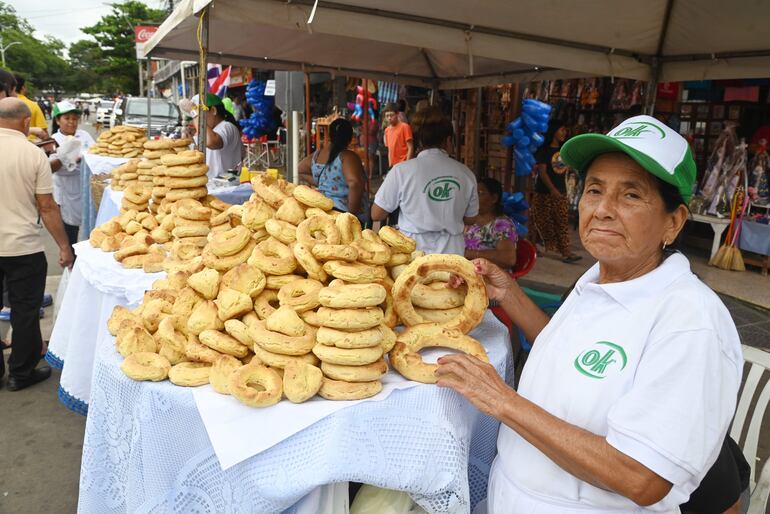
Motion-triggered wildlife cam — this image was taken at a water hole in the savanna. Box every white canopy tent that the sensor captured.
[144,0,770,89]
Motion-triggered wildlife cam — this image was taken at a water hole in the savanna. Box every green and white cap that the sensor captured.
[560,115,696,203]
[52,100,81,118]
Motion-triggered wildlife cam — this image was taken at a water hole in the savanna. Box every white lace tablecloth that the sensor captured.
[94,184,254,228]
[79,311,512,514]
[46,242,163,414]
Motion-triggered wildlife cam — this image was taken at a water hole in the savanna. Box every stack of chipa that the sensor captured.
[110,159,140,191]
[135,160,157,195]
[159,150,208,204]
[121,183,151,213]
[90,126,146,157]
[107,171,492,407]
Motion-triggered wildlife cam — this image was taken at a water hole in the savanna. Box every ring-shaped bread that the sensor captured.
[121,351,171,381]
[317,283,386,309]
[292,184,334,210]
[296,215,341,248]
[392,254,487,333]
[277,278,324,312]
[160,150,204,166]
[311,244,358,262]
[292,243,328,282]
[335,212,362,244]
[198,329,250,358]
[210,225,251,257]
[251,343,320,369]
[316,325,385,349]
[228,362,283,407]
[250,320,316,356]
[351,238,392,265]
[411,281,467,309]
[264,218,298,245]
[389,324,489,383]
[248,238,297,275]
[318,377,383,400]
[254,289,280,319]
[312,343,384,366]
[322,260,387,284]
[282,361,323,403]
[379,226,416,253]
[202,239,256,272]
[315,306,384,331]
[209,354,243,394]
[274,197,306,226]
[321,359,387,383]
[168,361,212,386]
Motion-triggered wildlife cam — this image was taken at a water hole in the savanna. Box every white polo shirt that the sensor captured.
[374,148,478,255]
[491,253,743,513]
[205,120,242,179]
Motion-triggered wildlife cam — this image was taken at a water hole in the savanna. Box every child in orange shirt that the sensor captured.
[383,102,414,167]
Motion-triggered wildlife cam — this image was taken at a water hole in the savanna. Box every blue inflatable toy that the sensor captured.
[502,191,529,237]
[501,99,552,176]
[239,79,277,140]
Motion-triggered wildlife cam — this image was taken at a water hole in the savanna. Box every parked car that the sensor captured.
[112,97,181,137]
[95,99,115,124]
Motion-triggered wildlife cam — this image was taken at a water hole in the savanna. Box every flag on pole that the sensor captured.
[207,64,232,98]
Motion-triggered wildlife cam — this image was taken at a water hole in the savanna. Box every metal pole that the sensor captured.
[147,58,152,136]
[473,87,482,174]
[305,73,311,156]
[643,57,660,116]
[197,9,209,153]
[291,110,300,184]
[363,79,370,188]
[138,60,144,96]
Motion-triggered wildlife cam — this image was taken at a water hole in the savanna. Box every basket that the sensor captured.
[90,174,110,210]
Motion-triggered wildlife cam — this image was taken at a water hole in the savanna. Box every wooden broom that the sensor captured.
[709,187,740,268]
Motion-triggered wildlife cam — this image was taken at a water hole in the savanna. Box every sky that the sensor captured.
[7,0,165,48]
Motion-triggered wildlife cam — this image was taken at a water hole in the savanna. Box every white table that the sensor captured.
[45,242,163,414]
[688,213,731,259]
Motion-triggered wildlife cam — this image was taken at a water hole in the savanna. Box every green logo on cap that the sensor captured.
[611,121,666,140]
[574,341,627,379]
[424,176,460,202]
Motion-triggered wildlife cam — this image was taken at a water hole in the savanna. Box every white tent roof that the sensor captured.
[144,0,770,88]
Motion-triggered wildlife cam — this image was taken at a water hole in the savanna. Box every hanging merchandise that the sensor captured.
[501,192,529,237]
[349,85,378,122]
[239,79,277,141]
[707,140,748,216]
[691,125,738,214]
[501,99,551,176]
[377,81,399,106]
[748,145,770,204]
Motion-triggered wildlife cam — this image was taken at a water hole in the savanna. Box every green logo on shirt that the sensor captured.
[424,176,460,202]
[574,341,627,379]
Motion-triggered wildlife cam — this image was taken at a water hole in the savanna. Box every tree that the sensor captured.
[80,1,167,94]
[0,2,73,94]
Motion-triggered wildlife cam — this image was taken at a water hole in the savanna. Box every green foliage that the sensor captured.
[80,1,167,94]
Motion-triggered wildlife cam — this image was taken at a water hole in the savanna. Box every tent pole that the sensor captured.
[363,78,370,187]
[197,8,209,153]
[147,59,152,136]
[305,73,311,156]
[643,57,660,116]
[473,87,482,174]
[291,110,301,184]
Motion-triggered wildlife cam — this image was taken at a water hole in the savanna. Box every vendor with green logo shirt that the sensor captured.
[437,115,743,513]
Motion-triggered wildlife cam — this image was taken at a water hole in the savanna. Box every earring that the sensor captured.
[662,240,668,251]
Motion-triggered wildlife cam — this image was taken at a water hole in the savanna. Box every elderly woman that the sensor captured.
[438,116,743,513]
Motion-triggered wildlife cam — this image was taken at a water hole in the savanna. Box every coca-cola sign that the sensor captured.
[134,26,158,43]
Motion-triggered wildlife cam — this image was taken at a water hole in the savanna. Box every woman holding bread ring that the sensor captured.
[437,116,743,513]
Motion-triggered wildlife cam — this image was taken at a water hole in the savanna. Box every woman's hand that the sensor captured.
[459,258,514,303]
[436,354,514,419]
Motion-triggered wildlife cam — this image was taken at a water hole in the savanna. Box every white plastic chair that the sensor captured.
[730,345,770,514]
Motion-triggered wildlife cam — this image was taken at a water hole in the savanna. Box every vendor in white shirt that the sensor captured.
[371,106,478,255]
[199,93,242,180]
[49,101,95,246]
[437,116,743,513]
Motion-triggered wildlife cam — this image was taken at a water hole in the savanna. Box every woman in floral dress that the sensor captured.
[464,177,518,269]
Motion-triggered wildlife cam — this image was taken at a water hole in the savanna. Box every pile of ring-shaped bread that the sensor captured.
[90,125,147,157]
[107,172,492,406]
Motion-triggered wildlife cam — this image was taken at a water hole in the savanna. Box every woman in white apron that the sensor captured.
[49,101,95,246]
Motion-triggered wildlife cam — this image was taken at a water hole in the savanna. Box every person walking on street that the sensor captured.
[13,75,49,141]
[49,101,96,247]
[383,102,414,168]
[531,123,582,263]
[0,97,74,391]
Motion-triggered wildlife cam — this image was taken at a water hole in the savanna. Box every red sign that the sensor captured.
[134,26,158,43]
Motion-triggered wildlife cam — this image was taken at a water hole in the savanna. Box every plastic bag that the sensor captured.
[350,485,429,514]
[57,138,82,172]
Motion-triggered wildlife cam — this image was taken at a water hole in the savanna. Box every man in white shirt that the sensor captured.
[203,93,242,180]
[372,106,478,255]
[0,97,74,391]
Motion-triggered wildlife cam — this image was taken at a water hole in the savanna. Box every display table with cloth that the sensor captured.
[739,220,770,275]
[81,154,130,240]
[78,311,512,513]
[45,242,163,414]
[94,183,255,227]
[687,213,731,260]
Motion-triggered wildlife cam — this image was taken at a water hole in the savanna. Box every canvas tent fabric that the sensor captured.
[144,0,770,89]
